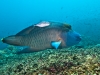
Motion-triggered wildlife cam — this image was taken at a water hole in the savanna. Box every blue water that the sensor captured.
[0,0,100,49]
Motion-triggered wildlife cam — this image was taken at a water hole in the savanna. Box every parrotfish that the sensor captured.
[1,21,81,54]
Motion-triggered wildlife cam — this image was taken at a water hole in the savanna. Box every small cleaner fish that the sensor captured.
[1,21,81,54]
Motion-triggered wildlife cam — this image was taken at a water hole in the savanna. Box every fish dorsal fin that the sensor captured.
[16,25,34,36]
[28,21,51,34]
[28,22,72,35]
[16,21,71,36]
[16,21,50,36]
[47,22,72,32]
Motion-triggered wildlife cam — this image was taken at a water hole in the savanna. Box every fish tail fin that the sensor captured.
[1,35,22,46]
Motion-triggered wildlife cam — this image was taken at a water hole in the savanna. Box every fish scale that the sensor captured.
[21,28,61,50]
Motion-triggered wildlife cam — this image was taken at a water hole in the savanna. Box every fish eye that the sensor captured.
[76,35,81,41]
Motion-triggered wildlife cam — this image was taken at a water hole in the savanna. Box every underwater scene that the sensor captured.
[0,0,100,75]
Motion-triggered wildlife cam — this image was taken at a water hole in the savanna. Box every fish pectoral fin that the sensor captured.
[51,40,61,49]
[17,47,35,54]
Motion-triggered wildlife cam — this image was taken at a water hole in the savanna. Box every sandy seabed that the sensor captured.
[0,45,100,75]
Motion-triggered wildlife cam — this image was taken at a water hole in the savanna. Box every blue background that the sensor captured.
[0,0,100,49]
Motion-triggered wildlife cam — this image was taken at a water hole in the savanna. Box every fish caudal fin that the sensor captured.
[1,35,22,46]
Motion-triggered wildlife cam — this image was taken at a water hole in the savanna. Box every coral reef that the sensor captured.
[0,45,100,75]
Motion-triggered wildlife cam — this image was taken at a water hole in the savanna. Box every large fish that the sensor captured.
[1,21,81,54]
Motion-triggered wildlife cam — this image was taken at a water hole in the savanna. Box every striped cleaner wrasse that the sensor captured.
[1,21,81,54]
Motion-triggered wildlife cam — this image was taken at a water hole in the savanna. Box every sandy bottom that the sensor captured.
[0,45,100,75]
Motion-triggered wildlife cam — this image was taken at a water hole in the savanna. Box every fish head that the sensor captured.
[64,30,81,47]
[1,35,22,46]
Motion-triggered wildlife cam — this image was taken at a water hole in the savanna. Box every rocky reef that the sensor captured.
[0,44,100,75]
